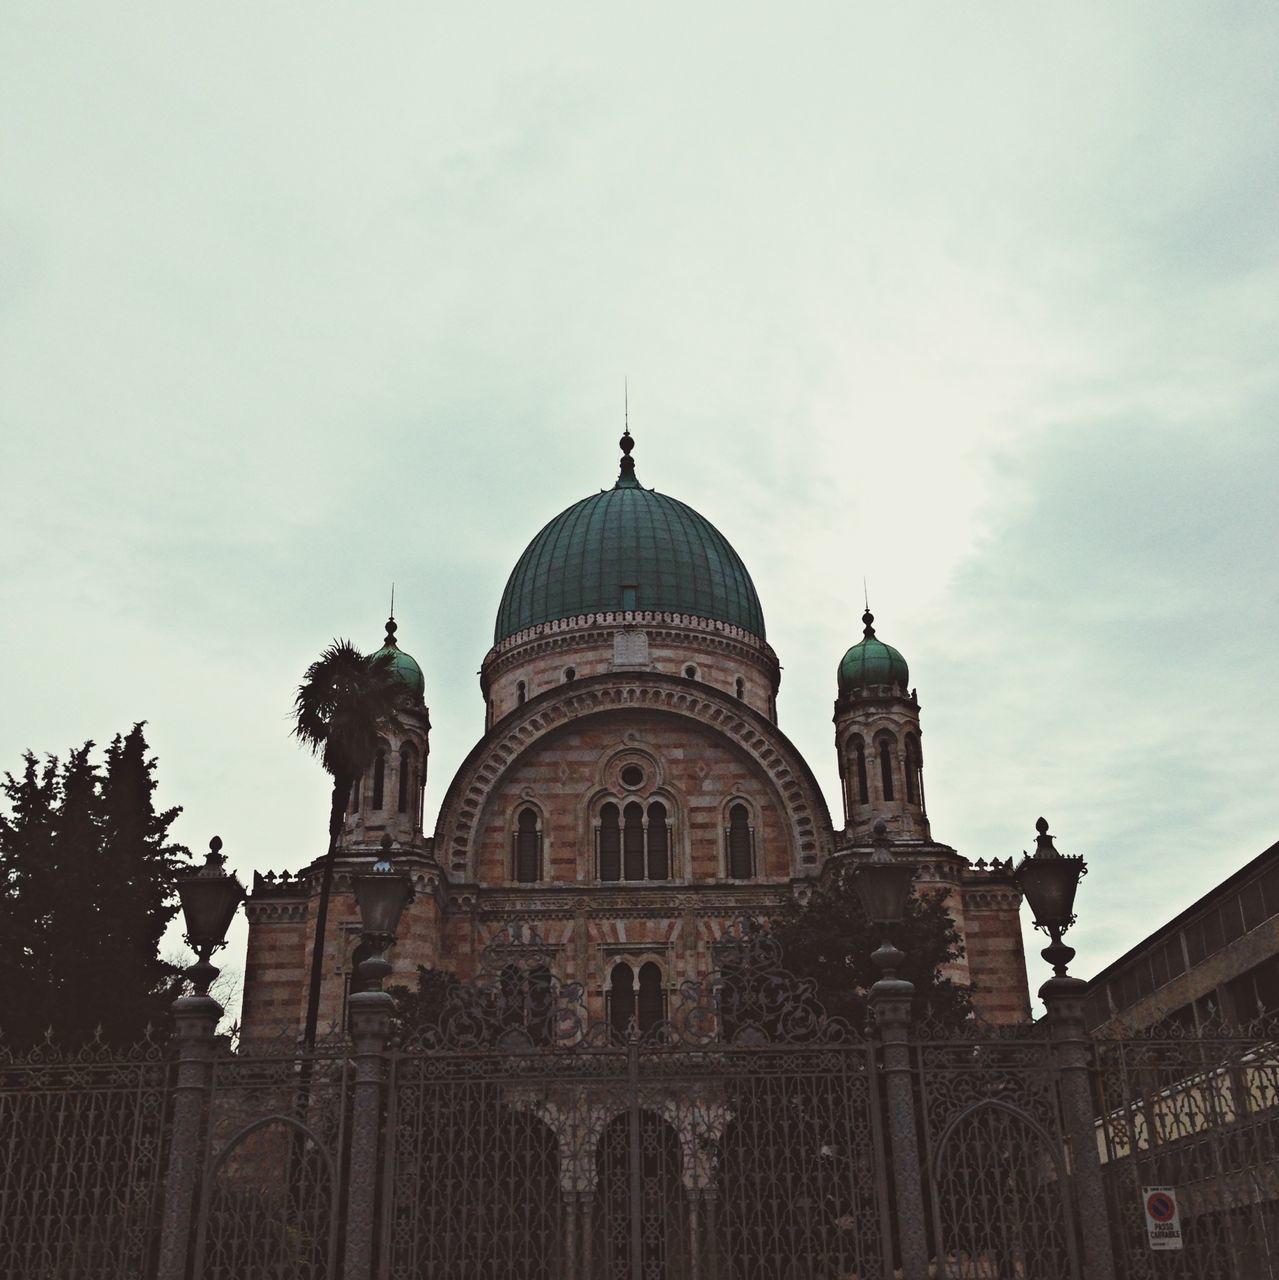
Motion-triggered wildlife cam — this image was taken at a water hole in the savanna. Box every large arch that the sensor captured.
[434,672,835,880]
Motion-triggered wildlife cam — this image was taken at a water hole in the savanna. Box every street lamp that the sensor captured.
[176,836,245,997]
[853,821,916,985]
[1013,816,1087,991]
[351,834,414,992]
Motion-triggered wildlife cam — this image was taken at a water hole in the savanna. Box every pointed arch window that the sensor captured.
[904,734,920,804]
[726,803,755,879]
[608,962,635,1039]
[878,738,895,802]
[854,738,870,805]
[397,746,414,814]
[637,963,665,1032]
[513,808,542,883]
[599,803,622,881]
[372,750,387,810]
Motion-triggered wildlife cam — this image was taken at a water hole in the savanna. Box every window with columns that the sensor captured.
[608,961,665,1038]
[597,800,671,882]
[904,732,921,804]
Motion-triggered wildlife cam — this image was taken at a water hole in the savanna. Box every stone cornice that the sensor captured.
[434,672,835,880]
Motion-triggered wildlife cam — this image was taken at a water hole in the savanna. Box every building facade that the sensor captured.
[1084,839,1279,1034]
[240,432,1031,1038]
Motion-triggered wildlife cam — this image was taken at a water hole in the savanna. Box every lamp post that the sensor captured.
[854,821,929,1280]
[157,838,244,1280]
[344,834,414,1280]
[1013,818,1116,1280]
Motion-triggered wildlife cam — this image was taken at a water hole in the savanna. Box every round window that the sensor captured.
[620,764,645,789]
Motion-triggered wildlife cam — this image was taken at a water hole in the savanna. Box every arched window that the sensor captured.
[854,738,870,805]
[372,750,386,810]
[879,738,895,802]
[513,808,541,882]
[904,734,919,804]
[397,746,414,814]
[516,679,527,705]
[609,963,635,1039]
[599,803,621,881]
[563,667,576,683]
[727,803,754,879]
[637,963,664,1033]
[734,676,745,699]
[623,802,646,880]
[684,664,698,680]
[349,776,361,814]
[647,802,669,879]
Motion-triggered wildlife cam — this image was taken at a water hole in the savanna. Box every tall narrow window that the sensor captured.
[637,963,664,1033]
[854,740,869,805]
[350,776,361,813]
[599,803,621,881]
[609,963,635,1039]
[734,676,745,699]
[904,735,919,803]
[514,808,541,882]
[372,750,386,810]
[623,802,645,880]
[517,680,527,705]
[879,739,895,802]
[398,747,413,813]
[646,801,669,879]
[727,803,753,879]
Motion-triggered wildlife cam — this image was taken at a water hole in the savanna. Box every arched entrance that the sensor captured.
[592,1110,689,1280]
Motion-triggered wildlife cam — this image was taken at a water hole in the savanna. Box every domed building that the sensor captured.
[241,432,1031,1036]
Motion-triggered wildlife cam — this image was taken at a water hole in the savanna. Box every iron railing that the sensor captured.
[2,924,1277,1280]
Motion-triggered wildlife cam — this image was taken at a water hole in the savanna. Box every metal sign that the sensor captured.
[1143,1186,1183,1251]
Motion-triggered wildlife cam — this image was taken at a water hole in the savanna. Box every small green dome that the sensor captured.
[838,611,909,693]
[373,617,425,702]
[494,432,765,643]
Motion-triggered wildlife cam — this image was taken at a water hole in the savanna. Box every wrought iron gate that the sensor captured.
[379,926,892,1280]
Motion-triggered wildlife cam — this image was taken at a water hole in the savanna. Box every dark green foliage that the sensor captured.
[387,965,463,1037]
[768,864,974,1030]
[0,724,191,1046]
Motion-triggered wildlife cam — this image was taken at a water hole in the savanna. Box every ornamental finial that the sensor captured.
[616,387,638,487]
[862,609,876,638]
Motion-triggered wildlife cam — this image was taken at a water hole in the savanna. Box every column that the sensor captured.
[156,992,221,1280]
[343,989,393,1280]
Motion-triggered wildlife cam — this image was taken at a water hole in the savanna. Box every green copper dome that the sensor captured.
[838,611,909,693]
[495,432,766,643]
[373,617,425,702]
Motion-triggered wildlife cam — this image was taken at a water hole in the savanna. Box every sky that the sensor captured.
[2,4,1277,1007]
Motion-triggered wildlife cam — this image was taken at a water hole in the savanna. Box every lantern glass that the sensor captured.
[355,869,413,939]
[1015,854,1084,934]
[178,872,244,954]
[854,860,915,927]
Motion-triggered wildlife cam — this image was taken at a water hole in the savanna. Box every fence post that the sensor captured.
[343,989,393,1280]
[1043,975,1118,1280]
[156,992,221,1280]
[870,952,930,1280]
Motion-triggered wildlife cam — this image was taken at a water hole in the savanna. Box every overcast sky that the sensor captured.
[3,4,1276,1002]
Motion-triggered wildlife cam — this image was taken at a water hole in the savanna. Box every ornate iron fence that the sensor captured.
[3,929,1278,1280]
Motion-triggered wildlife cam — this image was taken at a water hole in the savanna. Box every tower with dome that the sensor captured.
[241,431,1031,1036]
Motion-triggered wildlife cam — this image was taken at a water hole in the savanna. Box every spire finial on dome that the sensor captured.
[616,385,638,488]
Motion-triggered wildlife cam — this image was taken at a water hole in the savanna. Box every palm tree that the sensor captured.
[292,639,410,1050]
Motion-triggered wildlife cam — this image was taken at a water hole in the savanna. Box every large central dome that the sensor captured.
[494,433,766,644]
